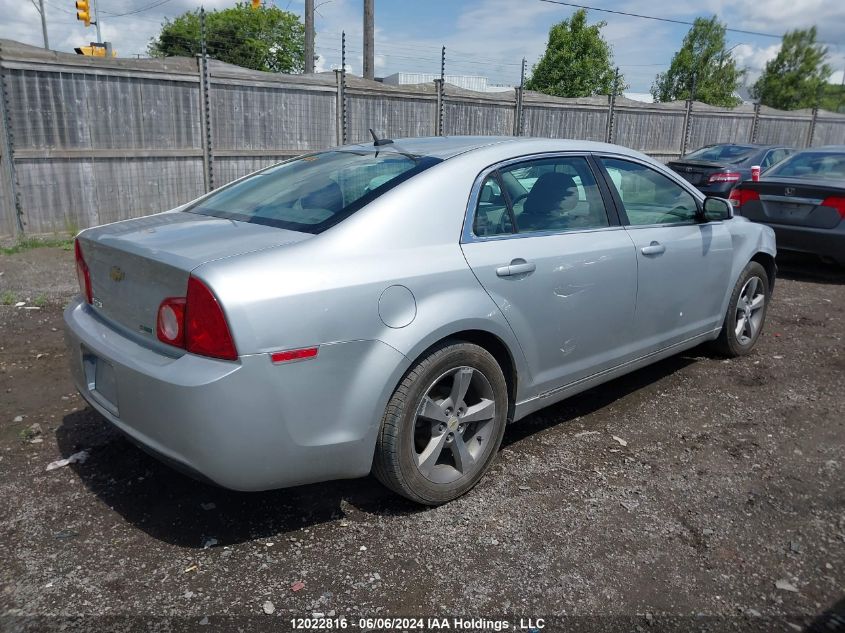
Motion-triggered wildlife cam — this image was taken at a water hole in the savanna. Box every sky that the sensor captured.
[1,0,844,94]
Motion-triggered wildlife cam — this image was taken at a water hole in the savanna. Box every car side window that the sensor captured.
[473,174,514,236]
[599,157,698,226]
[497,157,609,234]
[763,149,788,170]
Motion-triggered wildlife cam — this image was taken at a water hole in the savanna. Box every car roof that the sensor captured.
[342,135,650,161]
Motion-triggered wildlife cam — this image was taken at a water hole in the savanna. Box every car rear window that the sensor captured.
[684,144,756,163]
[766,152,845,180]
[186,150,442,233]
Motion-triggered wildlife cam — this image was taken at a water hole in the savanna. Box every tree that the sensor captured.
[751,27,832,111]
[148,3,305,73]
[526,9,625,97]
[651,16,742,107]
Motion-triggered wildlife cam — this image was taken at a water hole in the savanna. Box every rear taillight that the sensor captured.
[74,239,92,304]
[156,297,186,348]
[708,172,741,184]
[156,276,238,361]
[728,187,760,208]
[820,196,845,219]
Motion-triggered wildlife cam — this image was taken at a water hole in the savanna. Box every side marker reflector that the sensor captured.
[271,347,319,364]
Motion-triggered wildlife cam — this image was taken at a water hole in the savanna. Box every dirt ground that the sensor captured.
[0,247,843,633]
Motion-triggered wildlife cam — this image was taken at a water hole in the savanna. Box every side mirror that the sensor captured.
[702,196,733,221]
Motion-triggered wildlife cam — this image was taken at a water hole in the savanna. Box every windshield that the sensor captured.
[684,144,756,163]
[766,151,845,180]
[186,150,441,233]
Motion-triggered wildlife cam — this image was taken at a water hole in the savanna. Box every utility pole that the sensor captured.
[36,0,49,49]
[304,0,314,73]
[92,0,102,44]
[363,0,374,80]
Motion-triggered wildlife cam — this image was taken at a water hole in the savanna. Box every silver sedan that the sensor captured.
[64,136,776,504]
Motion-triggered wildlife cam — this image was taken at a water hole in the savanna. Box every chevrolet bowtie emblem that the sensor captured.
[110,266,125,282]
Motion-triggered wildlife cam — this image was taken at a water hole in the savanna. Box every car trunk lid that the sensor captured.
[76,211,311,342]
[667,160,729,186]
[735,178,844,228]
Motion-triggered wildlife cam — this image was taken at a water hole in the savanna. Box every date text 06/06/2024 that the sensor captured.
[289,616,546,630]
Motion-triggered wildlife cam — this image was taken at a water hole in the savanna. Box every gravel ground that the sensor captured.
[0,247,843,633]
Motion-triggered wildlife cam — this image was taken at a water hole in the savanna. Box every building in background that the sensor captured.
[381,72,514,93]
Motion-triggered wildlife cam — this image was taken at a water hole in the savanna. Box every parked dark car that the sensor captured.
[668,144,794,196]
[728,146,845,266]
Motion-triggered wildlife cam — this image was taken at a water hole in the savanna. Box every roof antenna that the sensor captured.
[369,128,394,146]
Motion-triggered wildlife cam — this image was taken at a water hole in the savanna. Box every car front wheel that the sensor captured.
[712,261,770,357]
[373,341,508,505]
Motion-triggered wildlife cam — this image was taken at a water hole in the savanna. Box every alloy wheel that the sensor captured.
[412,366,497,484]
[735,276,766,345]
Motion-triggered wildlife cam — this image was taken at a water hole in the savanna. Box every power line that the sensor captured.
[101,0,171,18]
[537,0,785,40]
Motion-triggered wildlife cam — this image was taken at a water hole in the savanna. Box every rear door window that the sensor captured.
[495,157,610,234]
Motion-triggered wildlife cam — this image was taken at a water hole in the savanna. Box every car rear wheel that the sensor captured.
[373,341,508,505]
[711,261,770,357]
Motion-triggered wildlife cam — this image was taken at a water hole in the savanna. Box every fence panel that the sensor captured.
[613,98,687,161]
[442,86,514,136]
[687,102,756,152]
[346,80,437,144]
[812,110,845,146]
[755,106,814,147]
[522,93,608,142]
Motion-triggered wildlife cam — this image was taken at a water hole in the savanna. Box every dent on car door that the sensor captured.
[461,155,638,399]
[596,156,733,354]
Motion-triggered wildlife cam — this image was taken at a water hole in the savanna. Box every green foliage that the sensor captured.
[1,290,16,305]
[0,237,73,255]
[820,82,845,113]
[526,9,625,97]
[651,16,743,107]
[148,3,305,73]
[751,27,832,111]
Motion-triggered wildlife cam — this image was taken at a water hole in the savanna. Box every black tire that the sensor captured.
[711,261,770,357]
[373,340,508,505]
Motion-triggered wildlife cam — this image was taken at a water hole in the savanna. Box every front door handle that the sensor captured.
[641,241,666,256]
[496,258,536,277]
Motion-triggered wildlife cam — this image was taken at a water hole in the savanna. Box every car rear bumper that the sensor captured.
[63,298,409,491]
[765,220,845,264]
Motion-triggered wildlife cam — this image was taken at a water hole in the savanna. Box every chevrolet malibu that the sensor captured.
[65,136,776,505]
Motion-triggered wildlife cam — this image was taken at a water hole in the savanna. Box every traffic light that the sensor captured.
[75,0,90,26]
[74,44,116,57]
[251,0,260,9]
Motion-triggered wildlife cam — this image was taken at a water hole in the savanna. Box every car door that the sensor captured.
[596,156,733,356]
[461,154,638,399]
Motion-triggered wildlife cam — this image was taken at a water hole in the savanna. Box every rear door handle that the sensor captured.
[640,241,665,256]
[496,259,536,277]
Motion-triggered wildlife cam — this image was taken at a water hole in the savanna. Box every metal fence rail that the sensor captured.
[2,37,845,237]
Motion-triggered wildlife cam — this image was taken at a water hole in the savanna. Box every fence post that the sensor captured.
[805,107,818,148]
[334,70,344,146]
[605,67,619,144]
[514,57,526,136]
[680,74,698,156]
[340,31,348,144]
[197,8,214,192]
[0,46,24,237]
[436,46,446,136]
[434,79,443,136]
[749,102,760,143]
